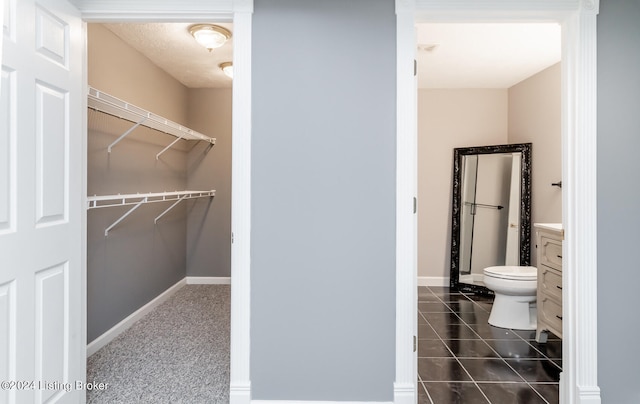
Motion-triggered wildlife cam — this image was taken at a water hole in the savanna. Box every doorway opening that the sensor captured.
[415,22,563,402]
[397,3,600,403]
[84,21,234,403]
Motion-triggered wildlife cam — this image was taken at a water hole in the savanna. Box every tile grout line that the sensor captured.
[422,286,560,404]
[458,290,554,404]
[424,286,492,404]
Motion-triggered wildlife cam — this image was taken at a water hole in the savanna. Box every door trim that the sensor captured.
[400,1,601,403]
[77,1,252,403]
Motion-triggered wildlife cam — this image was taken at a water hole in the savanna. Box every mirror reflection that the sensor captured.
[451,143,532,294]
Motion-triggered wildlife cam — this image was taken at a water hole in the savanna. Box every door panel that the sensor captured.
[35,81,68,226]
[0,66,15,234]
[35,263,68,403]
[0,0,83,402]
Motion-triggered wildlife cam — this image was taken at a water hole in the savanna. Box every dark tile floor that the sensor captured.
[418,286,561,404]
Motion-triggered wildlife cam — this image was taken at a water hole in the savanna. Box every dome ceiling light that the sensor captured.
[189,24,231,52]
[219,62,233,79]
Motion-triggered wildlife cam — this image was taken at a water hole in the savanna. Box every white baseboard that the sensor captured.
[87,278,186,357]
[252,401,393,404]
[230,382,252,404]
[578,386,602,404]
[393,382,416,404]
[186,276,231,284]
[417,276,449,287]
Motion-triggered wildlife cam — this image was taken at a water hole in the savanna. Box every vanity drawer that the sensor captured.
[539,236,563,271]
[538,266,562,302]
[538,296,563,333]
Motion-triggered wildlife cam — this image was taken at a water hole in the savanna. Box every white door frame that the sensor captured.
[69,0,599,403]
[396,1,601,404]
[76,1,253,402]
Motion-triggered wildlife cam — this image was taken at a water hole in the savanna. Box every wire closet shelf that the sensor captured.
[87,86,216,159]
[87,191,216,236]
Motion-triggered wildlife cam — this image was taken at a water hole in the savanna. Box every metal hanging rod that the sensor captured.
[464,201,504,216]
[464,201,504,210]
[87,87,216,156]
[87,190,215,236]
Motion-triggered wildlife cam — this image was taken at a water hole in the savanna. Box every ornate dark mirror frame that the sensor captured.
[450,143,532,294]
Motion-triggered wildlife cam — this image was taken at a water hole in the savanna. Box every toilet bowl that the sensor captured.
[483,266,538,330]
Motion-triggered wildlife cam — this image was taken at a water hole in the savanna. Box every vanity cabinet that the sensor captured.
[535,223,564,343]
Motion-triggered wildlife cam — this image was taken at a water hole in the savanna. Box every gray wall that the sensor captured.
[87,114,188,342]
[597,1,640,403]
[186,88,232,277]
[250,0,396,400]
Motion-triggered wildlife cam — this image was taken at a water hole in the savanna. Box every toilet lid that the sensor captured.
[483,266,537,281]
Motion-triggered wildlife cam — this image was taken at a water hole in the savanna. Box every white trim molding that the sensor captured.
[186,276,231,285]
[229,2,253,404]
[407,1,601,404]
[252,402,393,404]
[561,1,600,403]
[395,1,418,403]
[86,278,186,357]
[76,1,252,402]
[73,0,235,21]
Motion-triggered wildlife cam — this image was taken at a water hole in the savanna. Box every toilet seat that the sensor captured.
[483,266,537,281]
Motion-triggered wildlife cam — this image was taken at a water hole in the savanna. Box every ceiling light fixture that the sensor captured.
[189,24,231,52]
[220,62,233,79]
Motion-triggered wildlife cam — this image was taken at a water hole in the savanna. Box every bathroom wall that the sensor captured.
[251,0,396,400]
[186,88,232,277]
[597,1,640,403]
[419,62,561,281]
[508,63,562,265]
[418,89,508,283]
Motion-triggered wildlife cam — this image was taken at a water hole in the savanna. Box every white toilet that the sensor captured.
[483,266,538,330]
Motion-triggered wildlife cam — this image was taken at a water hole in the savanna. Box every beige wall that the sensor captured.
[418,64,562,281]
[88,24,189,125]
[418,89,508,280]
[186,89,233,277]
[509,63,562,265]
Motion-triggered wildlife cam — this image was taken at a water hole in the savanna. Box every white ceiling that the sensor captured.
[102,22,560,90]
[416,23,561,88]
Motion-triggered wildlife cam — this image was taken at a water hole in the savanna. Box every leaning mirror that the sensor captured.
[450,143,532,294]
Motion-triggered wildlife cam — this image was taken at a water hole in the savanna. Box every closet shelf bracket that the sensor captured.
[87,190,216,236]
[88,87,216,157]
[156,134,184,160]
[104,198,147,237]
[108,116,148,153]
[154,195,188,224]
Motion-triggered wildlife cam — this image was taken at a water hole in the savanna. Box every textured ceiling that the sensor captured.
[103,22,234,89]
[103,22,560,90]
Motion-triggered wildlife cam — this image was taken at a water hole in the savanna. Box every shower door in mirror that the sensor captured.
[450,143,532,294]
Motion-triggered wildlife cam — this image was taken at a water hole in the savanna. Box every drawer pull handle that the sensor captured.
[556,285,563,290]
[556,315,563,320]
[557,255,563,259]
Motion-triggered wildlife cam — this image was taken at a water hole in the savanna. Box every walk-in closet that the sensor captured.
[85,22,233,403]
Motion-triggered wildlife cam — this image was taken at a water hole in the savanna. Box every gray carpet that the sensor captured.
[87,285,230,403]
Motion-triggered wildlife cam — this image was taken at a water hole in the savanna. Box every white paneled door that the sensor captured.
[1,0,84,402]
